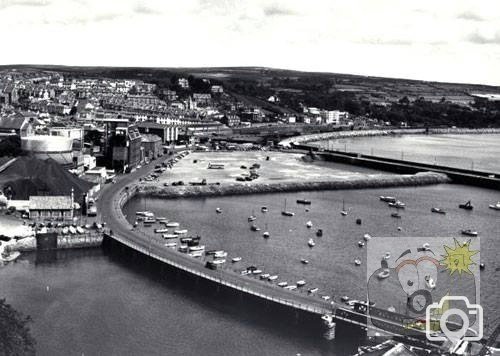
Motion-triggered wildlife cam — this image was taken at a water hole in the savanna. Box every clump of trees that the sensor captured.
[0,299,36,355]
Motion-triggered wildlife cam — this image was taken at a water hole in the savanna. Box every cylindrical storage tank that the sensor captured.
[21,136,74,167]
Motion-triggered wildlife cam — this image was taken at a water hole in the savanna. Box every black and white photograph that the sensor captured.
[0,1,499,355]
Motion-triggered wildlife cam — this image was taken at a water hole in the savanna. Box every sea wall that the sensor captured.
[135,172,450,199]
[278,128,500,147]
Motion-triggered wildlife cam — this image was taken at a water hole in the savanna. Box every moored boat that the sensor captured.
[306,221,313,228]
[232,257,242,263]
[189,251,203,258]
[363,233,372,241]
[154,228,169,233]
[277,281,288,287]
[215,208,222,214]
[143,217,156,225]
[164,242,177,248]
[316,229,323,237]
[377,269,390,279]
[260,273,270,279]
[489,202,500,210]
[391,212,401,219]
[379,196,396,203]
[189,245,205,252]
[461,229,478,237]
[354,258,362,266]
[431,207,446,214]
[156,217,168,221]
[388,201,405,209]
[250,225,260,231]
[300,258,309,264]
[296,199,311,205]
[308,238,315,247]
[284,285,297,290]
[296,280,306,287]
[268,275,278,281]
[358,240,365,247]
[459,201,473,210]
[1,250,21,262]
[174,229,188,235]
[214,251,228,258]
[162,234,178,239]
[261,206,268,213]
[321,295,331,301]
[308,287,318,294]
[178,245,189,253]
[166,222,180,227]
[281,199,294,216]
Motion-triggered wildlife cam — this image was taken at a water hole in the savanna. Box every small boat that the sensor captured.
[358,241,365,247]
[321,314,335,329]
[261,206,268,213]
[316,229,323,237]
[306,221,313,228]
[308,288,318,294]
[383,252,391,260]
[260,273,270,279]
[143,217,156,225]
[174,229,188,235]
[284,285,297,290]
[214,251,228,258]
[379,196,397,203]
[296,280,306,287]
[252,269,262,275]
[166,222,180,227]
[480,263,485,270]
[308,238,315,247]
[136,211,153,216]
[354,258,361,266]
[189,251,203,258]
[250,225,260,232]
[231,257,242,263]
[391,212,401,219]
[363,234,372,241]
[210,259,226,265]
[154,228,169,233]
[388,201,405,209]
[356,218,362,225]
[189,245,205,252]
[1,251,21,262]
[133,221,138,227]
[397,226,402,231]
[268,275,278,281]
[461,229,478,237]
[377,269,390,279]
[162,234,178,239]
[321,295,331,301]
[164,242,177,248]
[425,276,436,289]
[422,242,430,251]
[296,199,311,205]
[262,225,270,238]
[459,201,473,210]
[68,226,76,234]
[76,226,85,234]
[178,245,189,253]
[277,282,288,287]
[156,217,168,221]
[431,207,446,214]
[300,258,309,264]
[206,250,224,256]
[340,199,348,216]
[489,202,500,210]
[341,296,350,303]
[216,208,222,214]
[281,199,294,216]
[248,210,256,222]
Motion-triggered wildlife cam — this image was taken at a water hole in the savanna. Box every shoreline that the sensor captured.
[134,171,450,200]
[278,128,500,147]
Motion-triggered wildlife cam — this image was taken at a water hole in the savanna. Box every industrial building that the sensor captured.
[137,122,178,144]
[28,195,74,221]
[21,135,74,167]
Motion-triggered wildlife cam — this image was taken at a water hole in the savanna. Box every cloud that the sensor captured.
[0,0,50,9]
[134,2,157,15]
[263,4,295,17]
[457,11,484,21]
[466,31,500,44]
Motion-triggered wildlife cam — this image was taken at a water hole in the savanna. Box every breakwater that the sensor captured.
[135,172,450,199]
[6,233,103,252]
[278,128,500,147]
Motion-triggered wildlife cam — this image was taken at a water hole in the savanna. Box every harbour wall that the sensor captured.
[279,127,500,147]
[7,233,103,252]
[134,172,450,199]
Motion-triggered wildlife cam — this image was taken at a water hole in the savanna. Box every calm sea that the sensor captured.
[313,134,500,173]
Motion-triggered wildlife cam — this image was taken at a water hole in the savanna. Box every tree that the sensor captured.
[0,299,36,355]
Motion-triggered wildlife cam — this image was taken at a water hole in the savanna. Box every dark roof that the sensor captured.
[136,122,174,129]
[0,114,27,131]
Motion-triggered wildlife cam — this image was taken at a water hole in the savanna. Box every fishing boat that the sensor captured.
[358,241,365,247]
[296,199,311,205]
[316,229,323,237]
[281,199,295,216]
[431,207,446,214]
[284,285,297,290]
[354,258,362,266]
[306,221,313,228]
[261,206,268,213]
[166,222,180,227]
[174,229,188,235]
[277,282,288,287]
[363,233,372,241]
[308,288,318,294]
[388,200,405,209]
[377,269,390,279]
[268,275,278,281]
[232,257,242,263]
[189,245,205,252]
[391,212,401,219]
[340,199,348,216]
[154,228,169,233]
[300,258,309,264]
[296,280,306,287]
[164,242,177,248]
[459,201,473,210]
[260,273,270,279]
[461,229,478,237]
[250,224,260,232]
[162,234,178,239]
[215,208,222,214]
[308,238,315,247]
[379,196,397,203]
[489,202,500,210]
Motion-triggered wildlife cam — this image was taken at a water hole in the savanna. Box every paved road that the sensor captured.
[97,154,335,316]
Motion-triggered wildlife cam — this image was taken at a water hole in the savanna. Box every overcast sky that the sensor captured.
[1,0,499,85]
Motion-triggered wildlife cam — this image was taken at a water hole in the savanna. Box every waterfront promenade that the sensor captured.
[97,156,335,317]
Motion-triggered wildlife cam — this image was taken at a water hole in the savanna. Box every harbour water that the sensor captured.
[314,134,500,173]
